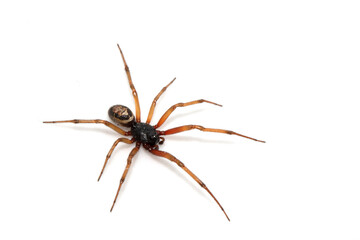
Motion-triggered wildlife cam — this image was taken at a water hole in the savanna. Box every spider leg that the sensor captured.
[110,143,140,212]
[43,119,131,136]
[98,137,135,181]
[153,99,222,129]
[149,148,230,221]
[117,44,141,122]
[146,77,176,124]
[159,125,265,143]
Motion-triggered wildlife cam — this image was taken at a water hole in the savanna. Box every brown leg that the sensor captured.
[159,125,265,143]
[110,143,140,212]
[117,44,141,122]
[43,119,131,136]
[98,138,135,181]
[146,77,176,124]
[153,99,222,129]
[149,148,230,221]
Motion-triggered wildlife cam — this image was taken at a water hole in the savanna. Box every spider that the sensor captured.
[44,44,265,221]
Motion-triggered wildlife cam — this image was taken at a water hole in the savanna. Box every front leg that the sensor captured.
[158,124,265,143]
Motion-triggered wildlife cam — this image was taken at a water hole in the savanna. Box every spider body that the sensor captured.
[44,44,265,221]
[109,104,160,147]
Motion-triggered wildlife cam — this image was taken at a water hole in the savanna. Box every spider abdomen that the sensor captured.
[131,122,159,146]
[108,105,135,127]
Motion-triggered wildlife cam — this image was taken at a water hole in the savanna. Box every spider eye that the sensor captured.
[108,105,135,127]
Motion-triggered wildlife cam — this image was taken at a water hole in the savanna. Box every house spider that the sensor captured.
[44,44,265,221]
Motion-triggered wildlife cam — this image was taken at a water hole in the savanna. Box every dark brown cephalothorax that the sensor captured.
[130,122,160,146]
[108,105,135,127]
[44,44,265,221]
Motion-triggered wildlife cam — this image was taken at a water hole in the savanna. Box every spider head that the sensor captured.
[108,105,135,127]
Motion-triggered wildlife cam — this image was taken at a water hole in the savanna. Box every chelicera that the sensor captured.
[44,44,265,221]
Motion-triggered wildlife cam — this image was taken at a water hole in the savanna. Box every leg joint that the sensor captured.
[199,181,206,188]
[177,161,185,168]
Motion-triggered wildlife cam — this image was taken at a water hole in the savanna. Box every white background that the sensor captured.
[1,1,359,239]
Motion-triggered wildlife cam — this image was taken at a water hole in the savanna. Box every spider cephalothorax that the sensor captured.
[130,122,160,147]
[44,44,265,221]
